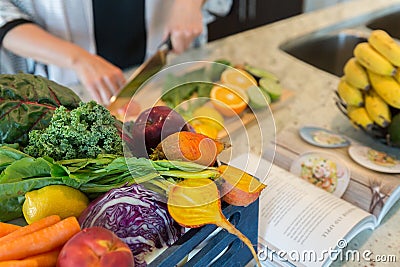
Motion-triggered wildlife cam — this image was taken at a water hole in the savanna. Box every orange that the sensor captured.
[220,68,257,91]
[210,85,248,117]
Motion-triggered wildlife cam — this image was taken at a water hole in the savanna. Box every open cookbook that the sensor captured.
[230,146,400,267]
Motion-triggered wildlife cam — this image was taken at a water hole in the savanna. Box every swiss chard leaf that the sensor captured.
[0,73,81,146]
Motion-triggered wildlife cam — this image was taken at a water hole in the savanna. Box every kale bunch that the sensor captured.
[24,101,123,160]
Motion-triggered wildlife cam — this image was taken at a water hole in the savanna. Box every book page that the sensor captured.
[229,154,374,267]
[258,165,374,267]
[265,127,400,223]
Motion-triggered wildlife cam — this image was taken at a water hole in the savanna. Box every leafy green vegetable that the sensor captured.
[0,73,81,146]
[24,101,123,160]
[161,67,213,108]
[0,147,220,221]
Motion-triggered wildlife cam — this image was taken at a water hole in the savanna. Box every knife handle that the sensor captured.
[158,35,173,51]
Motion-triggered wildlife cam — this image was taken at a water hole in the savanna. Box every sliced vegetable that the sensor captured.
[244,64,280,82]
[0,216,80,261]
[218,165,266,206]
[79,184,183,266]
[151,131,227,166]
[0,215,61,243]
[167,178,261,266]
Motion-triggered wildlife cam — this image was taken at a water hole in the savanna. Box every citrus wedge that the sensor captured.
[221,68,257,91]
[210,85,248,117]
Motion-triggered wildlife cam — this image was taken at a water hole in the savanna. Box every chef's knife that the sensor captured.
[108,38,172,113]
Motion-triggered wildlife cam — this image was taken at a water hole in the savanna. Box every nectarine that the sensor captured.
[57,227,134,267]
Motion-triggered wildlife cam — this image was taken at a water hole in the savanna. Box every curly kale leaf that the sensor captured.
[24,101,123,160]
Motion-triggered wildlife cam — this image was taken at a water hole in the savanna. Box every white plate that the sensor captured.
[348,145,400,173]
[299,126,350,148]
[290,151,351,198]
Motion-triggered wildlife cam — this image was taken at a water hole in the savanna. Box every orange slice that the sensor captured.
[210,85,248,117]
[220,68,257,90]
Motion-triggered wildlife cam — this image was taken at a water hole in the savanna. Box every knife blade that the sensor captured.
[108,38,172,114]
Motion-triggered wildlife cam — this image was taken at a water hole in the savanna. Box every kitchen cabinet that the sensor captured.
[207,0,303,41]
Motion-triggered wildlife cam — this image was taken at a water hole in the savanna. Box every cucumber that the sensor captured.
[259,77,283,102]
[247,85,271,110]
[244,65,280,82]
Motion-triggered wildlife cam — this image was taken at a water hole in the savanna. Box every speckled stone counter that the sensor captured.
[168,1,400,266]
[73,0,400,265]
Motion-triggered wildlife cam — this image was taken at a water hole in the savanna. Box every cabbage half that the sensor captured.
[78,184,183,265]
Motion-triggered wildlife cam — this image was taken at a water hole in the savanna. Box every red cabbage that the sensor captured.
[78,184,183,266]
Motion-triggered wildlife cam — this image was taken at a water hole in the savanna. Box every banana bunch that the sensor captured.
[336,29,400,141]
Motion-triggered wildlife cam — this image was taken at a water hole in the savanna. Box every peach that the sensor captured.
[57,226,134,267]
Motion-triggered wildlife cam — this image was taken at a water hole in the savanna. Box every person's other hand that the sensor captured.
[72,52,126,105]
[165,0,204,54]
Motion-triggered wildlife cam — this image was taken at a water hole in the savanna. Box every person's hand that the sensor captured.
[165,0,204,54]
[71,52,126,105]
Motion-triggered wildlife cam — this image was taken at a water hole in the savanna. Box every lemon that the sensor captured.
[192,106,225,131]
[191,122,219,139]
[22,185,89,224]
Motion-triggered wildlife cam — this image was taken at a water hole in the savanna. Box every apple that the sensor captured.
[130,106,190,157]
[57,227,134,267]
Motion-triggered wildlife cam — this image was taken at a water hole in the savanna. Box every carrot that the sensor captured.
[0,215,61,244]
[0,216,80,261]
[0,223,21,238]
[167,178,261,267]
[0,248,61,267]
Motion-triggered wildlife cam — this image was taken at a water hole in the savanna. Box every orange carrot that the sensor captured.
[0,216,80,261]
[0,248,61,267]
[0,215,61,243]
[0,223,21,238]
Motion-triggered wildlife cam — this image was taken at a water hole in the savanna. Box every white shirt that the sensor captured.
[0,0,232,89]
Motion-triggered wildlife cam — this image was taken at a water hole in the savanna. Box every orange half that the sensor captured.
[210,85,248,117]
[221,68,257,91]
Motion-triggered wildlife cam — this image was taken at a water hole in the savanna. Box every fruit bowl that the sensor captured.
[335,29,400,147]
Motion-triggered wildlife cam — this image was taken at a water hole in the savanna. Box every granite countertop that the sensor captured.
[165,0,399,266]
[73,0,400,265]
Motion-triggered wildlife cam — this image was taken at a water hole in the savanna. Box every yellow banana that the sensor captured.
[347,106,374,131]
[354,42,396,76]
[343,57,370,90]
[337,78,364,107]
[365,90,391,127]
[368,70,400,108]
[368,30,400,67]
[394,67,400,84]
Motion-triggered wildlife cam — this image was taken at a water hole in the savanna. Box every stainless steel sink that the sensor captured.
[279,4,400,77]
[280,31,367,76]
[366,10,400,39]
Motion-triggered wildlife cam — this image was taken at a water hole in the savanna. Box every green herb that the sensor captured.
[24,101,123,161]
